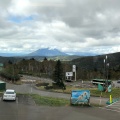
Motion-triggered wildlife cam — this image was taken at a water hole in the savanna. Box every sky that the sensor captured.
[0,0,120,55]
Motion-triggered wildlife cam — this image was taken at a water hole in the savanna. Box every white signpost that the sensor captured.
[65,65,77,81]
[66,72,73,81]
[66,72,73,77]
[72,65,76,72]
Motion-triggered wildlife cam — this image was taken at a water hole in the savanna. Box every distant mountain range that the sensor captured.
[0,49,120,70]
[67,52,97,56]
[28,48,68,56]
[0,53,27,57]
[71,52,120,71]
[0,48,99,57]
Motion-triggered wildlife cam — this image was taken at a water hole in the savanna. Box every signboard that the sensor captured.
[70,90,90,105]
[72,65,76,72]
[107,84,112,92]
[66,72,73,77]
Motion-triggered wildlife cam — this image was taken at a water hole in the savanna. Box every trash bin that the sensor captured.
[0,81,6,91]
[98,84,104,92]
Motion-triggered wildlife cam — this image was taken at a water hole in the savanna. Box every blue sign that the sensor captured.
[107,84,112,92]
[70,90,90,105]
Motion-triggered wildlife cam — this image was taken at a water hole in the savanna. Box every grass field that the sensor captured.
[30,94,70,106]
[36,85,120,98]
[30,94,104,107]
[90,88,120,98]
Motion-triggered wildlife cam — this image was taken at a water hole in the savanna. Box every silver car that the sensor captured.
[3,89,16,101]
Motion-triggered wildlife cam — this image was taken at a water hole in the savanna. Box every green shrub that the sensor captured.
[36,83,49,87]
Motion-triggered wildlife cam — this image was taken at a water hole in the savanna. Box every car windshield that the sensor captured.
[6,92,15,94]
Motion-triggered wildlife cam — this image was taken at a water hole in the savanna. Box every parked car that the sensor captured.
[3,89,16,101]
[117,80,120,83]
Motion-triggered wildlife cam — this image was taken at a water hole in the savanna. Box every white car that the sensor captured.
[3,89,16,101]
[117,80,120,83]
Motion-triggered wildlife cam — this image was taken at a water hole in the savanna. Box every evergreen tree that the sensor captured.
[44,57,48,61]
[53,60,65,89]
[8,60,13,64]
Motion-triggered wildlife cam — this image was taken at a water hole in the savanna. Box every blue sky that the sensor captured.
[8,15,34,23]
[0,0,120,55]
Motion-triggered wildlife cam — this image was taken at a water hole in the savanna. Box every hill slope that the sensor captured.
[28,48,68,56]
[71,52,120,70]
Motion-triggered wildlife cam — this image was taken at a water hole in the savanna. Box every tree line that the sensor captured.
[0,57,120,84]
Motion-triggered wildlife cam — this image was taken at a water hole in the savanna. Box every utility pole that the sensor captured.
[104,55,109,90]
[73,65,76,81]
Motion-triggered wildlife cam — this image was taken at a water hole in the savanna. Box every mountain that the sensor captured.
[67,52,98,56]
[28,48,68,56]
[0,48,100,57]
[71,52,120,70]
[0,53,27,57]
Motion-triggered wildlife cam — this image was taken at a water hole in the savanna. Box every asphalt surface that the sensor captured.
[113,81,120,87]
[6,82,108,106]
[5,75,108,105]
[0,79,120,120]
[0,100,120,120]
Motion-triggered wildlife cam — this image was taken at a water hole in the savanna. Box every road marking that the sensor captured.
[109,105,120,107]
[99,100,120,113]
[100,107,120,113]
[16,97,18,104]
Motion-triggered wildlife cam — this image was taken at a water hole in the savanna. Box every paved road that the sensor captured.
[113,81,120,88]
[6,82,108,106]
[100,100,120,113]
[0,100,120,120]
[0,82,120,120]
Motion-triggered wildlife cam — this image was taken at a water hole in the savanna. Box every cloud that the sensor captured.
[0,0,120,54]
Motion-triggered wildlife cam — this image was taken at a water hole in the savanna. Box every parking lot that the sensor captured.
[100,100,120,113]
[0,76,120,120]
[0,95,120,120]
[0,81,120,120]
[0,94,36,106]
[113,81,120,88]
[1,94,120,114]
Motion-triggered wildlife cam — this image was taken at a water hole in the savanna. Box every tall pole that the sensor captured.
[73,65,76,81]
[104,59,106,88]
[75,70,76,81]
[106,55,107,87]
[104,55,109,88]
[107,63,109,87]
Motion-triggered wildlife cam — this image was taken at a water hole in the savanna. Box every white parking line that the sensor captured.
[16,97,18,104]
[112,102,120,105]
[99,100,120,113]
[100,107,120,113]
[109,107,120,109]
[109,105,120,107]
